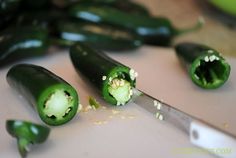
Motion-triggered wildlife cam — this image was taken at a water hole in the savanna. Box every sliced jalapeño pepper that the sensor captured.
[70,43,137,106]
[69,5,203,46]
[6,119,50,158]
[175,42,231,89]
[7,64,79,126]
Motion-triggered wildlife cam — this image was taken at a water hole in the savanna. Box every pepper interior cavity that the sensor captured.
[108,77,133,106]
[44,89,74,120]
[192,55,229,87]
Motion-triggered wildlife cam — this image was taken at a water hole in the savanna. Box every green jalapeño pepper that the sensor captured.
[109,0,150,15]
[70,43,137,106]
[0,0,21,15]
[7,64,79,126]
[77,0,150,15]
[54,21,142,51]
[69,5,203,46]
[15,9,64,27]
[0,26,49,67]
[175,42,231,89]
[6,120,50,158]
[20,0,51,10]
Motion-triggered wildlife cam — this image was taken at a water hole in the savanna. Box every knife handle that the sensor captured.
[190,120,236,158]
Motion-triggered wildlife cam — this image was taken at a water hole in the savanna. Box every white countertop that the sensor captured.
[0,46,235,158]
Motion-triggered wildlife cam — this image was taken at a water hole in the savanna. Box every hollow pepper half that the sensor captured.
[6,119,50,158]
[70,43,137,106]
[7,64,79,125]
[175,42,231,89]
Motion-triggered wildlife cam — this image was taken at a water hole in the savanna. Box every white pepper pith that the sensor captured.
[44,90,74,119]
[108,78,133,106]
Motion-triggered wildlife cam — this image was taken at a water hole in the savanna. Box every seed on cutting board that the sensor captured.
[93,120,108,125]
[223,123,229,128]
[155,112,160,118]
[112,109,121,115]
[154,100,162,110]
[77,104,83,113]
[153,100,158,106]
[120,116,126,119]
[127,115,135,119]
[158,114,164,121]
[155,112,164,120]
[102,106,107,109]
[93,121,103,125]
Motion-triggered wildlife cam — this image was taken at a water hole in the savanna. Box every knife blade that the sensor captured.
[131,88,236,158]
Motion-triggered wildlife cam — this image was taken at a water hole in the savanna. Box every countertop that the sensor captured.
[0,0,236,157]
[0,46,235,158]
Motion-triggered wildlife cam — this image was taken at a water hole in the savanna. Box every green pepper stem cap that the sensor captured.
[176,17,205,35]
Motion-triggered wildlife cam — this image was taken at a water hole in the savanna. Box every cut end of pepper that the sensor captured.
[190,53,231,89]
[43,89,75,121]
[108,78,133,106]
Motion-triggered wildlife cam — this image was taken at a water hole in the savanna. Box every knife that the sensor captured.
[131,88,236,158]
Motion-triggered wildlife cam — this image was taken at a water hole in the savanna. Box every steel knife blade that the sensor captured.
[131,88,236,158]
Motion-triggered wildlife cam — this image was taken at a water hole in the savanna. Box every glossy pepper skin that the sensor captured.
[70,43,136,105]
[0,26,49,67]
[175,42,231,89]
[6,120,50,158]
[77,0,150,15]
[15,9,64,26]
[7,64,79,126]
[54,21,142,51]
[20,0,51,10]
[69,5,203,46]
[14,9,66,36]
[0,0,21,15]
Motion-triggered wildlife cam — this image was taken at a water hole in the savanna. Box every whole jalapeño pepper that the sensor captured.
[0,26,49,67]
[0,0,21,15]
[54,21,142,51]
[6,120,50,158]
[77,0,150,15]
[7,64,79,126]
[70,43,137,106]
[69,5,204,46]
[175,42,231,89]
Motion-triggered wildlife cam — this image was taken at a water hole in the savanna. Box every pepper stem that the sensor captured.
[176,17,205,35]
[17,138,31,158]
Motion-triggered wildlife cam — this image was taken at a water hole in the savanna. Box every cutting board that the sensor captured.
[0,46,235,158]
